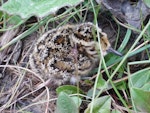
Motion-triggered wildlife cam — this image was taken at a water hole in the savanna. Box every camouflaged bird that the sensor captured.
[29,22,122,85]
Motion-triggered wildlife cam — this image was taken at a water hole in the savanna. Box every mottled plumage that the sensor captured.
[29,22,122,85]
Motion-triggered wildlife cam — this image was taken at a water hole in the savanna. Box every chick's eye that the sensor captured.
[104,42,108,46]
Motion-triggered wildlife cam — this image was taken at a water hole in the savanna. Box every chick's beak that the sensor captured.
[107,47,122,56]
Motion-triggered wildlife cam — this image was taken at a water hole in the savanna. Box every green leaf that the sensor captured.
[84,96,111,113]
[71,96,82,108]
[129,68,150,112]
[115,81,127,90]
[7,15,25,25]
[96,74,106,88]
[143,0,150,8]
[87,76,108,98]
[131,88,150,112]
[0,0,84,19]
[56,85,84,95]
[129,68,150,89]
[55,92,78,113]
[87,88,100,98]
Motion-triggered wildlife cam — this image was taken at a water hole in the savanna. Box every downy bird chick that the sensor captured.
[29,22,122,86]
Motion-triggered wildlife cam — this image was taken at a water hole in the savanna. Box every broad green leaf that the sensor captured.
[129,68,150,112]
[84,96,111,113]
[142,82,150,91]
[129,68,150,89]
[7,15,25,25]
[71,96,82,108]
[87,76,107,98]
[56,85,84,95]
[130,88,150,112]
[87,88,100,98]
[55,92,78,113]
[143,0,150,8]
[115,81,127,90]
[0,0,84,19]
[96,74,106,88]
